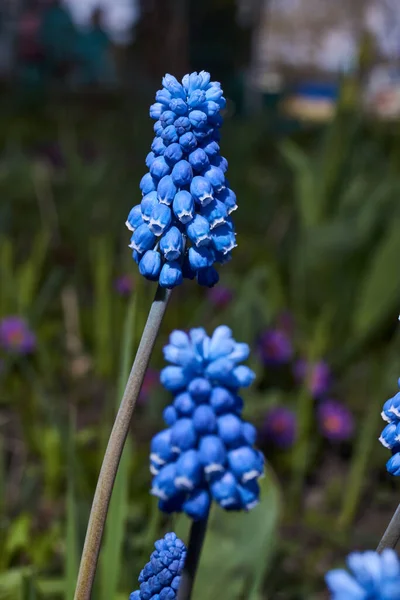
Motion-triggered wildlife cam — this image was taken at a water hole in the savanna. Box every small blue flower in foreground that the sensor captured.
[379,378,400,475]
[150,326,264,520]
[325,548,400,599]
[126,72,237,289]
[129,532,186,600]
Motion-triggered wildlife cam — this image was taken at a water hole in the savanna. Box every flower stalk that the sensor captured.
[74,285,171,600]
[176,517,209,600]
[377,503,400,552]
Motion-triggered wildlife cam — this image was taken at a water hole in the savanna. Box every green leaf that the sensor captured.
[4,514,31,562]
[175,471,280,600]
[352,218,400,339]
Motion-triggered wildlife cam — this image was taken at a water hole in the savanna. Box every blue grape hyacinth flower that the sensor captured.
[150,326,265,520]
[129,532,186,600]
[325,548,400,599]
[126,72,238,289]
[379,378,400,476]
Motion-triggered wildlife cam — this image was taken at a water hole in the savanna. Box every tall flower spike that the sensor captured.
[129,532,187,600]
[379,378,400,475]
[150,326,264,520]
[325,548,400,599]
[126,72,237,289]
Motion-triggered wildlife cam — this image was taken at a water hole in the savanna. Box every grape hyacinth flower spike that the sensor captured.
[150,325,264,520]
[325,549,400,599]
[130,533,186,600]
[126,72,238,289]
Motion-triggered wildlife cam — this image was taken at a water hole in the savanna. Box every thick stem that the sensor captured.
[177,518,208,600]
[74,285,172,600]
[377,503,400,552]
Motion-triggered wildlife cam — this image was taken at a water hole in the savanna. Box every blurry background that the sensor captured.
[1,0,400,598]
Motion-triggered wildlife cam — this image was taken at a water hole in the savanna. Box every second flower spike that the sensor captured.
[150,326,265,520]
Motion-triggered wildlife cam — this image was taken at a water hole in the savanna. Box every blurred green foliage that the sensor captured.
[1,84,400,600]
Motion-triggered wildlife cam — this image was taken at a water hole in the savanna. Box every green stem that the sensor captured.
[290,388,314,506]
[74,285,172,600]
[177,517,209,600]
[377,503,400,552]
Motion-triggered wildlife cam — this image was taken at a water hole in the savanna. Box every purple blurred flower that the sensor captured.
[293,359,331,398]
[262,406,297,448]
[317,400,354,442]
[0,316,36,355]
[258,329,293,365]
[139,368,159,404]
[207,285,233,309]
[114,275,134,297]
[276,310,295,335]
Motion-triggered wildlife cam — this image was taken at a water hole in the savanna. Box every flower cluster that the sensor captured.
[130,533,186,600]
[150,326,264,520]
[379,378,400,475]
[0,316,36,355]
[325,549,400,599]
[126,72,237,289]
[317,400,354,442]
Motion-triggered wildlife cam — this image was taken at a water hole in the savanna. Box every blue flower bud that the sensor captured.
[170,418,198,452]
[174,449,203,490]
[159,226,183,260]
[199,435,226,474]
[193,405,217,435]
[151,137,166,155]
[209,324,232,353]
[160,366,188,391]
[150,156,171,180]
[197,266,219,287]
[201,199,228,229]
[188,246,215,271]
[212,224,237,254]
[205,101,220,117]
[182,489,211,520]
[163,406,177,427]
[242,422,257,446]
[149,203,172,235]
[380,423,399,449]
[187,377,212,402]
[132,250,142,264]
[129,223,156,253]
[186,214,211,247]
[141,191,158,222]
[139,250,162,280]
[169,330,191,348]
[174,116,191,136]
[164,143,183,167]
[151,463,178,500]
[126,204,143,231]
[188,148,210,172]
[179,132,197,152]
[174,391,196,416]
[162,74,185,99]
[209,387,237,414]
[216,187,237,214]
[237,480,260,510]
[187,72,203,93]
[163,344,197,368]
[228,447,264,483]
[218,96,227,110]
[211,471,240,508]
[151,429,176,467]
[211,155,228,173]
[146,151,156,168]
[169,98,188,115]
[188,89,206,108]
[189,110,207,129]
[154,120,164,135]
[206,86,223,102]
[217,414,244,448]
[172,190,194,224]
[201,140,220,156]
[159,261,183,288]
[228,343,250,364]
[387,452,400,476]
[190,176,213,206]
[205,357,235,383]
[192,125,213,140]
[171,160,193,187]
[199,70,211,89]
[160,110,176,127]
[232,365,256,387]
[150,102,165,119]
[203,166,225,191]
[162,125,179,145]
[130,591,141,599]
[157,175,178,205]
[140,172,157,195]
[155,88,172,105]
